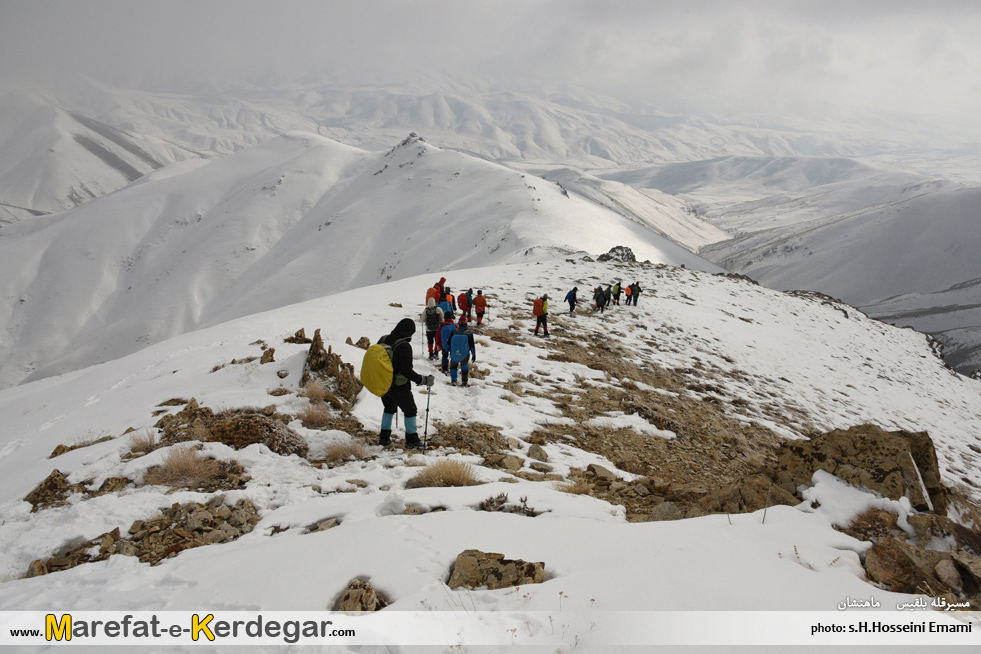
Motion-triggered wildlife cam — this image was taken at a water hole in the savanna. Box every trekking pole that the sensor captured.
[422,386,432,451]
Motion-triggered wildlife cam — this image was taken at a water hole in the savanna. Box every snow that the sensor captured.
[1,260,980,649]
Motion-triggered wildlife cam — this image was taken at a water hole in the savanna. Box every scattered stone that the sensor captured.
[49,444,70,458]
[388,303,403,308]
[336,579,388,612]
[447,549,545,590]
[650,501,684,522]
[354,337,371,350]
[587,464,617,482]
[26,560,47,577]
[530,462,552,474]
[260,348,275,364]
[527,444,548,462]
[284,328,312,344]
[310,518,339,532]
[277,370,289,378]
[346,479,369,488]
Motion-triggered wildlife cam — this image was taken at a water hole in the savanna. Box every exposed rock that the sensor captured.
[354,337,371,350]
[49,444,70,458]
[26,560,47,577]
[698,473,799,514]
[530,462,552,474]
[205,414,308,458]
[284,328,312,344]
[336,579,388,612]
[300,330,363,406]
[587,464,617,482]
[24,470,70,510]
[908,513,981,556]
[663,482,710,504]
[773,424,943,511]
[952,552,981,594]
[650,501,684,522]
[527,444,548,462]
[447,549,545,590]
[277,370,289,378]
[260,348,275,364]
[935,559,963,589]
[310,518,339,532]
[864,537,951,595]
[483,453,525,472]
[596,246,636,263]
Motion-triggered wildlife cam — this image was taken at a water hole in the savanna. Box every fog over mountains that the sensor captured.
[1,73,980,381]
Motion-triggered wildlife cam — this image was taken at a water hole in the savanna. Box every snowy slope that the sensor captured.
[519,165,728,251]
[0,132,722,390]
[0,85,207,223]
[602,155,953,235]
[1,262,979,642]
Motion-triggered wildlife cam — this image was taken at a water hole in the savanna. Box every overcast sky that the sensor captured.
[2,0,979,121]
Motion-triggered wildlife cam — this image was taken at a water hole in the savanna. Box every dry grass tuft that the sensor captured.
[144,446,219,488]
[129,429,157,454]
[299,380,328,403]
[554,479,592,495]
[406,460,482,488]
[267,387,292,397]
[847,507,902,542]
[323,441,370,463]
[298,404,334,430]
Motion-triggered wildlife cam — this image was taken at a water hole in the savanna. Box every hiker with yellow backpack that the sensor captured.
[361,318,434,448]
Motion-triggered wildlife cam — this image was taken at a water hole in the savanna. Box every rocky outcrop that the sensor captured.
[336,579,388,612]
[154,400,306,458]
[300,329,363,407]
[697,473,799,514]
[284,328,312,344]
[596,246,636,263]
[259,348,275,364]
[773,424,944,511]
[32,497,260,577]
[447,550,545,590]
[865,537,955,597]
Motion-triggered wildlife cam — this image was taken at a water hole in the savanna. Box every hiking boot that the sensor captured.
[450,380,458,386]
[461,380,469,387]
[378,430,391,447]
[405,434,422,449]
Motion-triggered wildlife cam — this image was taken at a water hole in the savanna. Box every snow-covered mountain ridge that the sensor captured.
[0,131,720,390]
[1,260,980,630]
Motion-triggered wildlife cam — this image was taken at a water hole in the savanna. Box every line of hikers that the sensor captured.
[565,281,642,314]
[367,275,644,448]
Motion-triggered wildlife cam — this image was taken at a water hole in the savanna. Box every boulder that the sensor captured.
[26,560,47,577]
[336,579,388,612]
[260,348,275,364]
[650,501,685,522]
[773,424,943,511]
[24,470,69,509]
[864,537,951,595]
[527,444,548,462]
[697,473,799,514]
[587,464,617,482]
[447,549,545,590]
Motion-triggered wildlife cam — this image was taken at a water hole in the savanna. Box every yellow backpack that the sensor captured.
[360,340,408,397]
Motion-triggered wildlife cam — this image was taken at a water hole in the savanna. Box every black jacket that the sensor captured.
[379,318,423,387]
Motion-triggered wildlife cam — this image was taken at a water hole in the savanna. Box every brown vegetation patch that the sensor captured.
[322,441,370,465]
[845,507,906,543]
[483,327,520,346]
[426,420,508,457]
[128,429,157,455]
[477,493,542,516]
[405,460,483,488]
[267,387,292,397]
[49,432,114,458]
[143,446,220,488]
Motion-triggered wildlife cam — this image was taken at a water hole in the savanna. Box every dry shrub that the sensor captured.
[299,380,327,403]
[324,441,369,463]
[298,404,334,430]
[268,387,292,397]
[847,507,902,542]
[144,446,219,488]
[129,429,157,454]
[555,479,592,495]
[407,460,482,488]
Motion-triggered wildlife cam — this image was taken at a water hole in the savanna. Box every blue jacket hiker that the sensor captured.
[448,316,477,386]
[377,318,434,449]
[565,287,577,314]
[439,313,457,373]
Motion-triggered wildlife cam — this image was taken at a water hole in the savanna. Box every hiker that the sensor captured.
[533,294,549,336]
[434,277,446,300]
[376,318,435,448]
[458,290,471,321]
[631,281,642,306]
[612,282,622,305]
[473,290,489,324]
[438,293,453,316]
[624,283,632,305]
[605,284,613,308]
[565,287,578,314]
[439,311,457,374]
[466,289,475,320]
[448,316,477,387]
[421,297,444,360]
[593,286,605,313]
[444,286,457,313]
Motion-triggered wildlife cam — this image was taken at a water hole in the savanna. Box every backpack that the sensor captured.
[450,330,470,363]
[458,292,469,310]
[625,286,632,296]
[425,306,440,331]
[533,298,544,316]
[426,287,438,303]
[360,338,408,397]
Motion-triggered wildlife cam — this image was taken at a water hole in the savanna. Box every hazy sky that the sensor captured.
[2,0,980,120]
